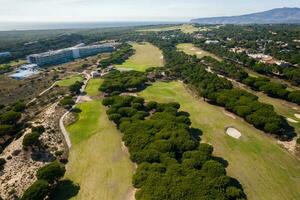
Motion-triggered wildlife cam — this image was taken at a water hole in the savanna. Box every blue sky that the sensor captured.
[0,0,300,22]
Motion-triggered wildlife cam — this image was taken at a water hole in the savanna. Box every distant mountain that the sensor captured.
[191,7,300,24]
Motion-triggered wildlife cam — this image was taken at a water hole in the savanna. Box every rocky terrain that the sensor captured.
[0,102,66,199]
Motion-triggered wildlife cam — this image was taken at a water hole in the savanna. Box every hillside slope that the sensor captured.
[191,7,300,24]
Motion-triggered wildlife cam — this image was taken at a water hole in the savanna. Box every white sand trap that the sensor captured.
[287,118,298,123]
[226,127,242,139]
[190,48,196,51]
[292,107,299,111]
[295,114,300,119]
[223,110,236,119]
[196,51,203,55]
[160,56,164,60]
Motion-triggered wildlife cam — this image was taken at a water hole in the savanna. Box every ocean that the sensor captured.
[0,21,182,31]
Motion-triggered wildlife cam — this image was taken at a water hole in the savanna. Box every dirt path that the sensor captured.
[58,70,92,149]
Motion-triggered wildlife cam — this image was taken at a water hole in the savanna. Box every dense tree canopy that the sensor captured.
[103,95,245,200]
[99,70,147,94]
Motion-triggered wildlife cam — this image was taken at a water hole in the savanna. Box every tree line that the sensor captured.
[202,56,300,105]
[147,38,295,139]
[196,41,300,87]
[99,43,134,68]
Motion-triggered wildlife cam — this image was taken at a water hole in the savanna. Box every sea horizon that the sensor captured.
[0,21,183,31]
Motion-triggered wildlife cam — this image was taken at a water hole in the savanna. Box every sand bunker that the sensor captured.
[287,118,298,123]
[226,127,241,139]
[190,48,196,51]
[295,114,300,119]
[196,51,203,55]
[223,110,236,119]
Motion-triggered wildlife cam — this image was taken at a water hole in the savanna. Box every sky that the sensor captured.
[0,0,300,22]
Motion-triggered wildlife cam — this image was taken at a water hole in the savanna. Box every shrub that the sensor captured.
[146,101,157,110]
[0,124,14,136]
[21,180,49,200]
[0,111,21,125]
[201,160,226,178]
[69,81,84,95]
[23,132,40,147]
[12,102,26,112]
[59,96,75,108]
[31,126,45,135]
[0,158,6,167]
[36,161,66,183]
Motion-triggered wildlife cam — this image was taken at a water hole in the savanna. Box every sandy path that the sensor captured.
[59,70,92,149]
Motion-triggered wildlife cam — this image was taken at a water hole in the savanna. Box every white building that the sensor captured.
[27,43,116,66]
[205,40,219,44]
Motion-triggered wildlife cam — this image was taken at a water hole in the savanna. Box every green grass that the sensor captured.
[139,81,300,200]
[56,75,83,87]
[60,80,135,200]
[116,42,164,72]
[138,24,199,34]
[85,79,103,97]
[0,59,26,68]
[177,43,223,61]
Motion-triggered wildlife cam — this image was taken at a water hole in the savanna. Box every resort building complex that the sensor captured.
[27,43,116,66]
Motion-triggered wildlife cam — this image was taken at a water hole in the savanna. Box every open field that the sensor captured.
[58,79,135,200]
[85,78,103,97]
[56,75,83,87]
[177,43,223,61]
[138,24,199,34]
[139,81,300,200]
[179,24,200,33]
[116,42,164,72]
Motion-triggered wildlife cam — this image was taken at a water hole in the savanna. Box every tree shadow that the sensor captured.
[31,149,56,162]
[190,127,202,142]
[49,179,80,200]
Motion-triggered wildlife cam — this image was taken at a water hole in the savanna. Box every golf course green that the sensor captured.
[139,81,300,200]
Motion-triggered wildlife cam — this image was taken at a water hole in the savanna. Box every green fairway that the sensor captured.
[139,81,300,200]
[138,24,199,34]
[177,43,223,61]
[116,42,164,72]
[65,101,135,200]
[85,78,103,97]
[60,80,135,200]
[56,75,83,87]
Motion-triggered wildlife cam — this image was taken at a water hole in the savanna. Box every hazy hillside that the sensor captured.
[191,7,300,24]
